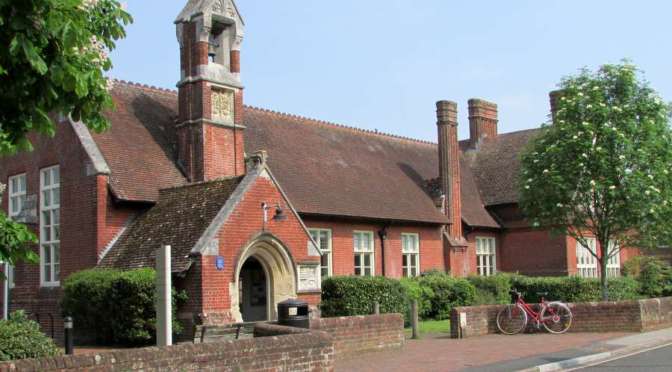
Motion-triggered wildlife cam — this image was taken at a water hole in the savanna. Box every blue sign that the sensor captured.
[215,256,225,271]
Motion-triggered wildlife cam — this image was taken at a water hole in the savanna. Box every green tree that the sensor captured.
[519,62,672,300]
[0,0,131,268]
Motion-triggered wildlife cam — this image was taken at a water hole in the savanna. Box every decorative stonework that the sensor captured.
[212,89,234,123]
[212,0,225,13]
[297,265,321,292]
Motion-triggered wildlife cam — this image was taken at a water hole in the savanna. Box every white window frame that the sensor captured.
[402,233,420,277]
[353,231,374,277]
[8,173,27,219]
[476,237,497,277]
[309,228,333,278]
[606,240,621,278]
[40,166,60,287]
[576,238,598,278]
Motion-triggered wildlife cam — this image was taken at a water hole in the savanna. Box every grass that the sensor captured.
[404,319,451,337]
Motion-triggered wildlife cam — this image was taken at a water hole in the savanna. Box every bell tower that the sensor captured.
[175,0,246,182]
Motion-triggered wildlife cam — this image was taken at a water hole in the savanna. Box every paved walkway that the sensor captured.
[336,332,628,372]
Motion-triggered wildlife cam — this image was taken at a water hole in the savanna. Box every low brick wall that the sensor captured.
[640,297,672,330]
[310,314,405,357]
[450,297,672,338]
[0,324,334,372]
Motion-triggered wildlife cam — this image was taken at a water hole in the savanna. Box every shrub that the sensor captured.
[624,256,672,298]
[320,276,408,319]
[416,272,476,320]
[61,268,187,346]
[0,311,61,361]
[509,275,640,303]
[467,274,515,305]
[399,278,433,319]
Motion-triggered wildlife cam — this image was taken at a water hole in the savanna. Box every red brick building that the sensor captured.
[0,0,637,334]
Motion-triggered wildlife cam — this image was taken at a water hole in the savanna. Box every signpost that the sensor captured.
[156,245,172,346]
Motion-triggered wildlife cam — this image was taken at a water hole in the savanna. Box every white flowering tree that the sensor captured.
[0,0,130,270]
[520,62,672,300]
[0,0,131,154]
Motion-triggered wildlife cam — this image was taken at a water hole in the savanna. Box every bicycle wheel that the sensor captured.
[496,304,528,335]
[541,302,573,334]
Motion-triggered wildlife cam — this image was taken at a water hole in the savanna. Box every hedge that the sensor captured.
[321,273,475,321]
[321,272,644,323]
[0,311,61,361]
[623,256,672,298]
[61,268,187,346]
[415,272,475,320]
[468,273,641,304]
[320,276,407,319]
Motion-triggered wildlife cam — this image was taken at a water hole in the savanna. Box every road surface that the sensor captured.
[577,344,672,372]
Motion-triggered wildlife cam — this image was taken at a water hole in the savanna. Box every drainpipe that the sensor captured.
[378,227,389,277]
[2,262,8,320]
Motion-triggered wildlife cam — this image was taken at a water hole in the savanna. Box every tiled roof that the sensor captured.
[95,81,511,227]
[99,176,244,272]
[466,129,541,206]
[93,82,187,202]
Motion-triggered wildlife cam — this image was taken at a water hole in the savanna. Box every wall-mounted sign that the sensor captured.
[215,256,225,271]
[297,265,320,292]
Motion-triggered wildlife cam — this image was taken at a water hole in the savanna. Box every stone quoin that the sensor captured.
[0,0,641,341]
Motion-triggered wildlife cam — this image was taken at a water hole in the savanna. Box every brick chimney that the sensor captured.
[468,99,498,148]
[174,0,246,182]
[549,90,564,122]
[436,101,464,240]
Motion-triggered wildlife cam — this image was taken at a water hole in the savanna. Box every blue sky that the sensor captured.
[110,1,672,142]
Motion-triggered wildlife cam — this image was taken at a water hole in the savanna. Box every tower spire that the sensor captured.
[175,0,246,182]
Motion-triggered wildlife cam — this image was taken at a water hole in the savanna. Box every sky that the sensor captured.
[110,0,672,142]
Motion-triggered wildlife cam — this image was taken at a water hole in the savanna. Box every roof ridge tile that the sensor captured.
[112,79,178,96]
[244,104,437,147]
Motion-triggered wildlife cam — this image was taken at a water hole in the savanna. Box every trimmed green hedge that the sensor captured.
[321,273,475,321]
[61,268,187,346]
[416,272,475,320]
[320,276,407,318]
[321,272,645,323]
[624,256,672,298]
[0,311,61,361]
[468,273,641,305]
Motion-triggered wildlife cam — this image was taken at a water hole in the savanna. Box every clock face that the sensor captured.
[212,89,234,123]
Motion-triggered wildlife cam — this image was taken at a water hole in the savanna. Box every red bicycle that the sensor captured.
[496,290,573,335]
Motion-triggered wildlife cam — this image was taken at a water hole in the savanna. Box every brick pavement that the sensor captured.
[336,332,628,372]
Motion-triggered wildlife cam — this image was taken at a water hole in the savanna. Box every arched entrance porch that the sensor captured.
[231,235,297,322]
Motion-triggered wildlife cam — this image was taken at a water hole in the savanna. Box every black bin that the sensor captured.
[277,299,310,328]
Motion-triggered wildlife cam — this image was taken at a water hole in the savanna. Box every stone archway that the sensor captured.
[231,235,297,322]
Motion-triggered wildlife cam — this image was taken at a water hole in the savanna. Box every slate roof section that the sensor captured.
[244,108,449,224]
[99,176,244,272]
[92,83,187,202]
[466,129,541,206]
[95,81,510,227]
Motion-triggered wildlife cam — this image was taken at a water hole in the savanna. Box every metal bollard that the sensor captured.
[64,316,74,355]
[411,300,419,340]
[374,302,380,315]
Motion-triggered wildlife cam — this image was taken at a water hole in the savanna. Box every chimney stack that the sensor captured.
[549,90,564,122]
[436,101,463,239]
[468,99,498,148]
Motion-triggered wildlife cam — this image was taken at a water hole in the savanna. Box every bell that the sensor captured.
[208,43,218,61]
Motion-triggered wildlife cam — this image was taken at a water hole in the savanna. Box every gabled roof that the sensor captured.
[99,176,244,272]
[92,81,515,227]
[465,129,541,206]
[93,84,187,202]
